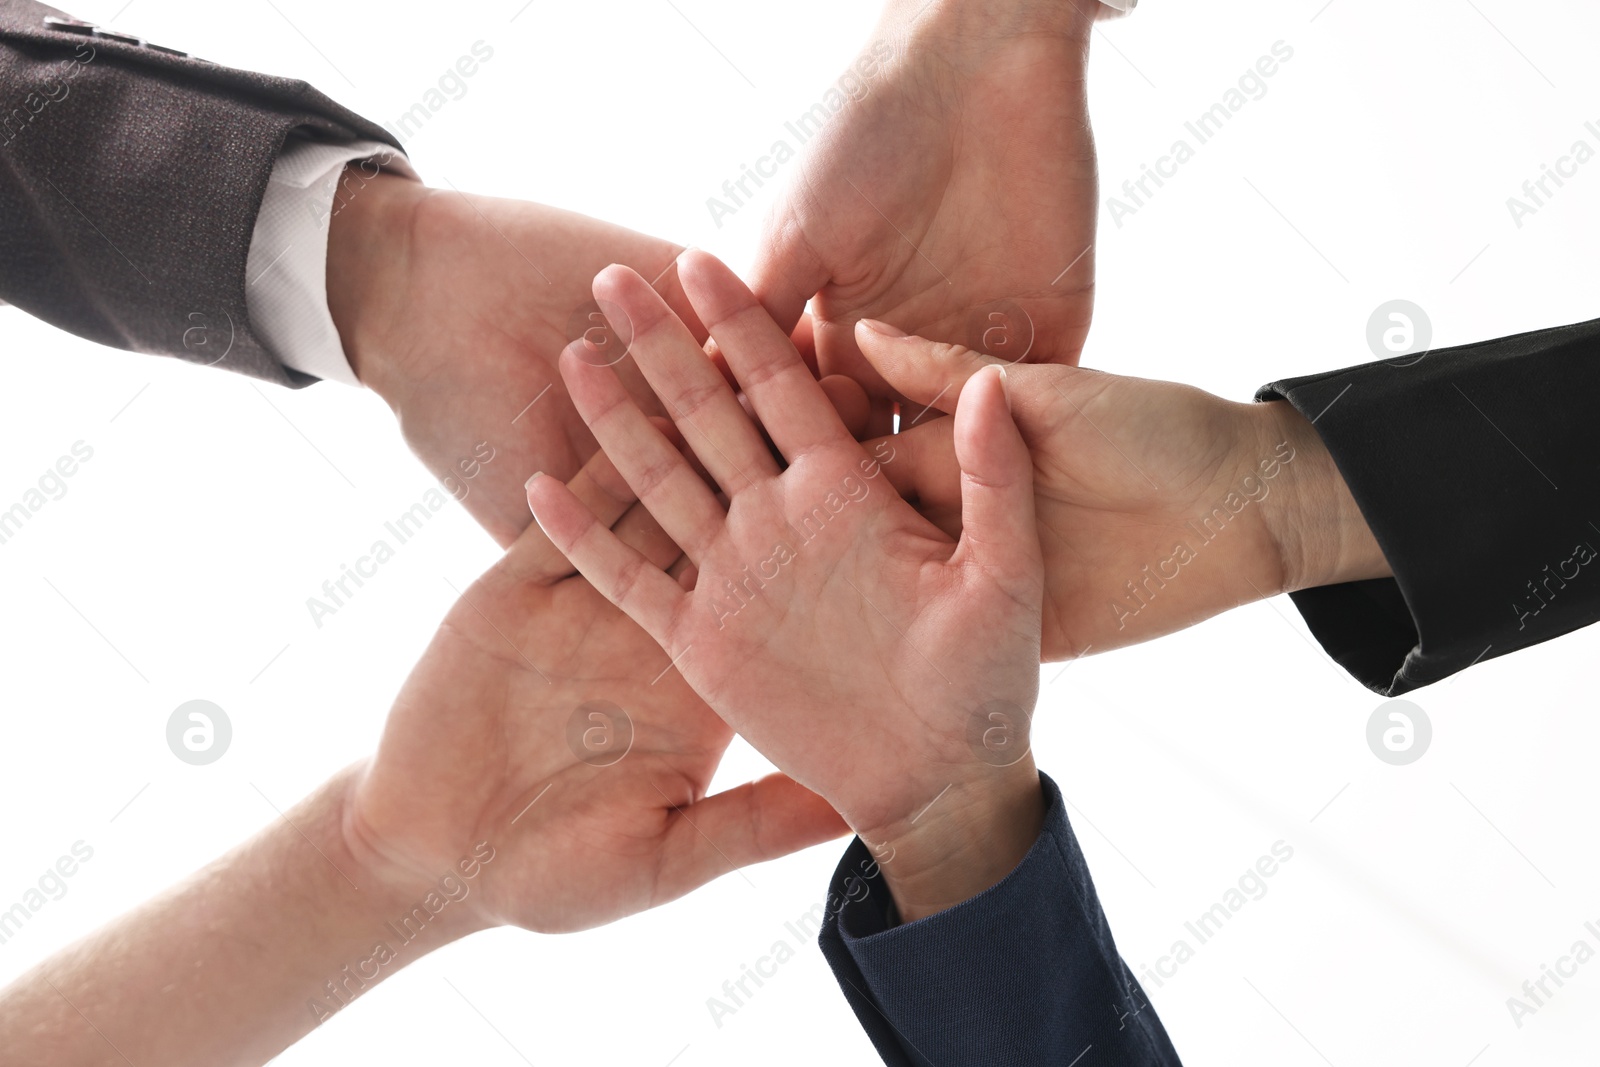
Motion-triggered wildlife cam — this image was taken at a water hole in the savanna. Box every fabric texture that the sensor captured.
[819,773,1183,1067]
[1258,315,1600,695]
[0,0,402,385]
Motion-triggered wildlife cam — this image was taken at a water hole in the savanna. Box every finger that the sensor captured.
[951,366,1044,590]
[868,421,960,509]
[594,264,778,495]
[657,773,849,901]
[678,250,853,463]
[560,343,726,563]
[856,319,1007,419]
[707,313,820,393]
[509,447,645,586]
[789,312,818,369]
[819,374,872,441]
[648,252,710,345]
[525,473,684,642]
[612,501,684,574]
[614,417,698,574]
[749,211,828,339]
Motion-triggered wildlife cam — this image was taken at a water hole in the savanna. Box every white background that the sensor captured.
[2,0,1599,1064]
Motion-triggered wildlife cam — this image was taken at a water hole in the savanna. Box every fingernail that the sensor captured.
[858,318,906,339]
[997,366,1013,413]
[525,472,544,492]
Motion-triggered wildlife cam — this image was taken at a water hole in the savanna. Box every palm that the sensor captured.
[342,189,699,547]
[753,5,1098,403]
[354,552,753,934]
[533,251,1046,844]
[671,446,1032,835]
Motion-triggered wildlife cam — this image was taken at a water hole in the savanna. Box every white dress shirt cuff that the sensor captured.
[245,138,417,386]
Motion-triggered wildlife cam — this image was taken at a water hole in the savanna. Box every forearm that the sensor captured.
[0,7,399,385]
[0,765,474,1067]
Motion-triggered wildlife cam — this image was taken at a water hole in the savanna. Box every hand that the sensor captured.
[855,323,1393,661]
[346,449,845,934]
[529,252,1048,921]
[326,167,706,548]
[750,0,1102,413]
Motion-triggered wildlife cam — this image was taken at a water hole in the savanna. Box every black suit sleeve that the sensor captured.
[0,0,399,385]
[1258,316,1600,695]
[818,774,1183,1067]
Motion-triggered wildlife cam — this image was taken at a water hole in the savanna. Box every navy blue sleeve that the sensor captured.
[817,773,1182,1066]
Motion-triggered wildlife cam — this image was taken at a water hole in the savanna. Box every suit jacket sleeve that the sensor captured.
[0,0,400,386]
[818,773,1183,1067]
[1258,316,1600,695]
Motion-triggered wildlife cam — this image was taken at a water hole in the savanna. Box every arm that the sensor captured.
[0,0,398,385]
[0,4,713,547]
[1258,315,1600,694]
[748,0,1103,422]
[0,454,844,1065]
[528,250,1180,1065]
[852,316,1600,694]
[0,769,474,1066]
[819,775,1180,1067]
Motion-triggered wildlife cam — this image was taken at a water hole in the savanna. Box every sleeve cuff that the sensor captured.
[1256,315,1600,694]
[245,137,418,386]
[817,773,1181,1067]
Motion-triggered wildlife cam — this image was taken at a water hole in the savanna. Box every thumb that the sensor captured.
[856,319,1007,420]
[749,214,828,338]
[952,365,1043,588]
[659,774,849,899]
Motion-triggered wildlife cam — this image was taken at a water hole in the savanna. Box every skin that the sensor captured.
[324,165,704,547]
[0,456,844,1066]
[853,321,1395,661]
[530,251,1049,922]
[325,166,872,546]
[750,0,1111,417]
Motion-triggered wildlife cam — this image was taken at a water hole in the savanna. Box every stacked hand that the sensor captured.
[348,446,846,934]
[853,325,1390,660]
[750,0,1105,417]
[529,252,1048,921]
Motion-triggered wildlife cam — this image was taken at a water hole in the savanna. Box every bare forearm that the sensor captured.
[0,766,471,1067]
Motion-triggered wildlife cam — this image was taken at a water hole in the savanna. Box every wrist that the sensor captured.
[325,164,430,397]
[335,764,496,945]
[858,767,1045,923]
[1250,400,1391,593]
